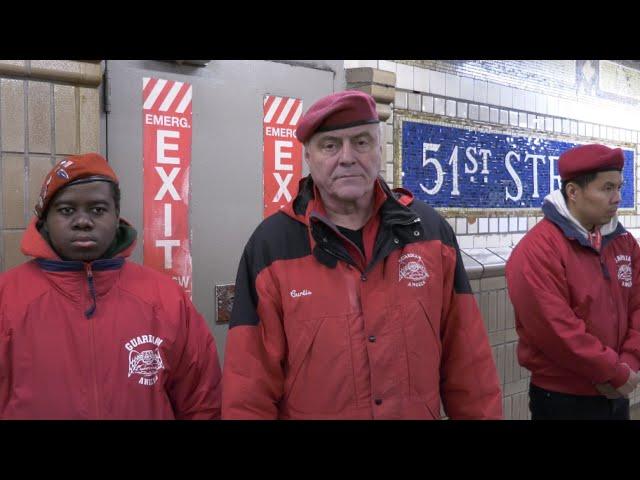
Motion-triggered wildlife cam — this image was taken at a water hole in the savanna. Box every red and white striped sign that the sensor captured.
[142,77,193,296]
[263,95,303,218]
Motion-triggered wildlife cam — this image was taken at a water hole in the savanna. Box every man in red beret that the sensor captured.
[506,143,640,419]
[0,153,222,419]
[222,91,502,419]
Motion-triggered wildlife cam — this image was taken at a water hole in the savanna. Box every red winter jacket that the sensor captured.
[222,177,502,419]
[0,218,222,419]
[506,196,640,395]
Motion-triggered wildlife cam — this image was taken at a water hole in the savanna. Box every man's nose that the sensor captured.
[338,141,356,165]
[72,212,94,229]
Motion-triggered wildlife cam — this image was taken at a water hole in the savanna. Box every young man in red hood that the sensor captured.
[506,144,640,419]
[222,91,502,419]
[0,153,222,419]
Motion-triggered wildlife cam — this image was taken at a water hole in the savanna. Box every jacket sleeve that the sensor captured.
[505,234,629,388]
[619,237,640,372]
[167,291,222,420]
[221,241,286,419]
[439,226,503,420]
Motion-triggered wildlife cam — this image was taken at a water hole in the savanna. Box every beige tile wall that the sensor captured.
[0,60,101,272]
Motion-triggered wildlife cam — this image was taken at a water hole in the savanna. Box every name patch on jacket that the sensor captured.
[616,255,633,288]
[125,334,165,386]
[399,253,429,288]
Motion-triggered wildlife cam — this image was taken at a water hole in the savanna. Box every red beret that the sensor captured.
[295,90,379,144]
[35,152,119,218]
[559,144,624,181]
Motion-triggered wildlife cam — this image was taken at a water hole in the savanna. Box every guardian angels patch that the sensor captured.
[616,255,632,288]
[399,253,429,288]
[125,334,165,386]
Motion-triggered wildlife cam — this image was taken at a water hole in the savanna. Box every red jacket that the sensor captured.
[222,177,502,419]
[0,218,222,419]
[506,196,640,395]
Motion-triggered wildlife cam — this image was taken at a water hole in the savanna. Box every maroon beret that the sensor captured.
[295,90,379,144]
[559,144,624,181]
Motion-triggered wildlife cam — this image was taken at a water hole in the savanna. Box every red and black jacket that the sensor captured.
[222,176,502,419]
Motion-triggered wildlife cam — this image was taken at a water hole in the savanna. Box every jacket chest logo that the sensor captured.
[399,253,429,288]
[125,334,165,386]
[616,255,632,288]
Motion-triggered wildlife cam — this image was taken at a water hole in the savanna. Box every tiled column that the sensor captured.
[0,60,102,271]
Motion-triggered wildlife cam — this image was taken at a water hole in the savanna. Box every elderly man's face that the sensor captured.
[304,123,382,205]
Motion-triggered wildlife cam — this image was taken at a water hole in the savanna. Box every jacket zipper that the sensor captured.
[85,263,101,419]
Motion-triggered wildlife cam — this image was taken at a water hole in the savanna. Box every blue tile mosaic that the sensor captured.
[401,120,635,209]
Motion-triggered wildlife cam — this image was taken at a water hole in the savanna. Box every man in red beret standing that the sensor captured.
[0,153,222,419]
[222,91,502,419]
[506,144,640,419]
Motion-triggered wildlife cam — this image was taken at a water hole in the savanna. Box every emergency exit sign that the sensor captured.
[263,95,303,218]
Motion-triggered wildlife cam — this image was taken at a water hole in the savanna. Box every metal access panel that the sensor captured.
[102,60,340,364]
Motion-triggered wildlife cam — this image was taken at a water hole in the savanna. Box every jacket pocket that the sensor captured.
[283,313,356,415]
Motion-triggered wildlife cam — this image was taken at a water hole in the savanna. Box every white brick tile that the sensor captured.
[479,105,489,122]
[446,99,456,117]
[407,92,420,111]
[473,235,487,248]
[378,60,397,74]
[585,123,593,137]
[456,218,467,234]
[527,114,537,130]
[500,85,513,108]
[486,234,502,247]
[414,67,429,93]
[394,91,407,109]
[474,79,488,104]
[525,91,536,112]
[468,218,478,234]
[509,217,518,231]
[457,235,474,249]
[547,96,559,116]
[578,122,586,137]
[469,104,479,120]
[570,120,578,135]
[457,102,468,119]
[386,144,393,163]
[519,112,527,128]
[513,89,526,110]
[396,62,414,90]
[500,109,509,125]
[527,216,537,230]
[518,217,527,231]
[509,111,519,126]
[434,97,445,116]
[422,95,434,113]
[430,70,446,96]
[544,117,553,132]
[385,163,394,183]
[487,81,501,106]
[535,93,548,115]
[479,218,489,233]
[460,76,474,101]
[490,108,499,124]
[446,73,461,98]
[562,119,571,134]
[489,218,499,233]
[554,118,562,133]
